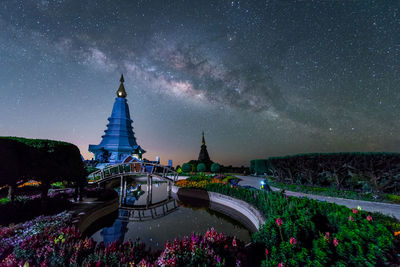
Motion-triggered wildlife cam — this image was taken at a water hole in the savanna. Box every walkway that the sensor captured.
[88,162,179,185]
[236,175,400,220]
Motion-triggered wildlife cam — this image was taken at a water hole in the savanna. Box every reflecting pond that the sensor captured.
[90,177,252,250]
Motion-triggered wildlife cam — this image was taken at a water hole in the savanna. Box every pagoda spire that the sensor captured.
[198,131,211,162]
[116,74,127,98]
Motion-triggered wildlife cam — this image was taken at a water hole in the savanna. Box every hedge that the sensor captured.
[251,152,400,194]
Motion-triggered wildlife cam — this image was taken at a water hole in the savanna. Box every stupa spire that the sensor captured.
[89,74,145,165]
[198,131,211,162]
[116,74,127,98]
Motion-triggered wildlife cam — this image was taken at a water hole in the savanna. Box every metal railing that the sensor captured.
[87,162,179,184]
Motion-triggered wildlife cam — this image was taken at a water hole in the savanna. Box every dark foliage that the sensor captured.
[254,153,400,194]
[197,162,206,172]
[211,163,221,173]
[0,137,87,201]
[182,163,192,173]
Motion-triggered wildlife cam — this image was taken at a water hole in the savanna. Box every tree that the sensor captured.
[197,163,206,172]
[1,137,86,206]
[182,163,192,173]
[211,163,220,173]
[0,138,30,202]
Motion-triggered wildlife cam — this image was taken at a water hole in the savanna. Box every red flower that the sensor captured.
[265,248,269,256]
[278,263,285,267]
[290,237,297,245]
[367,215,373,221]
[333,238,339,247]
[352,209,358,214]
[232,238,237,247]
[276,218,283,227]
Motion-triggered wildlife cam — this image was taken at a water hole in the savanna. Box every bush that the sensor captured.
[0,137,87,202]
[182,163,192,173]
[186,174,211,182]
[250,159,272,175]
[197,163,206,172]
[211,163,221,173]
[253,152,400,194]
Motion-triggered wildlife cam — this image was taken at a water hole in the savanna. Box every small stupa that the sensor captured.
[198,132,211,162]
[89,74,145,164]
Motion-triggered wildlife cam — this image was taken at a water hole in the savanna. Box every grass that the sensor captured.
[268,179,400,205]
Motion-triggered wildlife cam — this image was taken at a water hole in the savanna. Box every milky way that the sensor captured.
[1,1,399,166]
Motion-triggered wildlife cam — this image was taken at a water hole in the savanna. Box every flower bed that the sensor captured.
[204,183,400,266]
[0,212,72,262]
[3,180,400,266]
[175,174,229,189]
[1,213,248,266]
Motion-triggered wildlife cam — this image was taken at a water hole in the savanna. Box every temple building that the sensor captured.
[89,75,145,165]
[198,132,211,163]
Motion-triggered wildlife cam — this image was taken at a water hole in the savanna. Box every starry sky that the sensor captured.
[1,0,399,166]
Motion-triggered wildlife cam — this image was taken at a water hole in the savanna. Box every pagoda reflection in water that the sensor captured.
[100,178,177,245]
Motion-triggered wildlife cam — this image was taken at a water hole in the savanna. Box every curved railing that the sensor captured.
[87,162,179,184]
[119,198,179,221]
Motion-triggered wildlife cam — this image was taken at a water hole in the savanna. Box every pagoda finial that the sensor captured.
[201,131,205,146]
[117,74,127,98]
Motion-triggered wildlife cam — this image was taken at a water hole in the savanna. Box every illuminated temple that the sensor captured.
[89,75,145,165]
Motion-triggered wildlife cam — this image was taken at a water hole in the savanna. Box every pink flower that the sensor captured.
[232,238,237,247]
[352,209,358,214]
[367,215,373,221]
[348,216,354,221]
[324,232,330,241]
[265,248,269,256]
[290,237,297,245]
[276,218,283,227]
[278,263,285,267]
[333,238,339,247]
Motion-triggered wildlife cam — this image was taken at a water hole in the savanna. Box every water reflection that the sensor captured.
[92,176,251,249]
[118,176,172,208]
[100,217,128,245]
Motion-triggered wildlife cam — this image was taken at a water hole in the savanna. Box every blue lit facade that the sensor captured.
[89,75,145,164]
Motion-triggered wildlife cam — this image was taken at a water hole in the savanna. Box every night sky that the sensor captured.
[1,1,399,166]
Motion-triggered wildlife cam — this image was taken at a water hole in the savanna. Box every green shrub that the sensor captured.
[0,197,10,205]
[250,159,272,175]
[385,194,400,204]
[210,163,221,173]
[182,163,192,173]
[197,163,206,172]
[187,173,211,182]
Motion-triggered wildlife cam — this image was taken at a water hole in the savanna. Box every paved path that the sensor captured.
[235,175,400,220]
